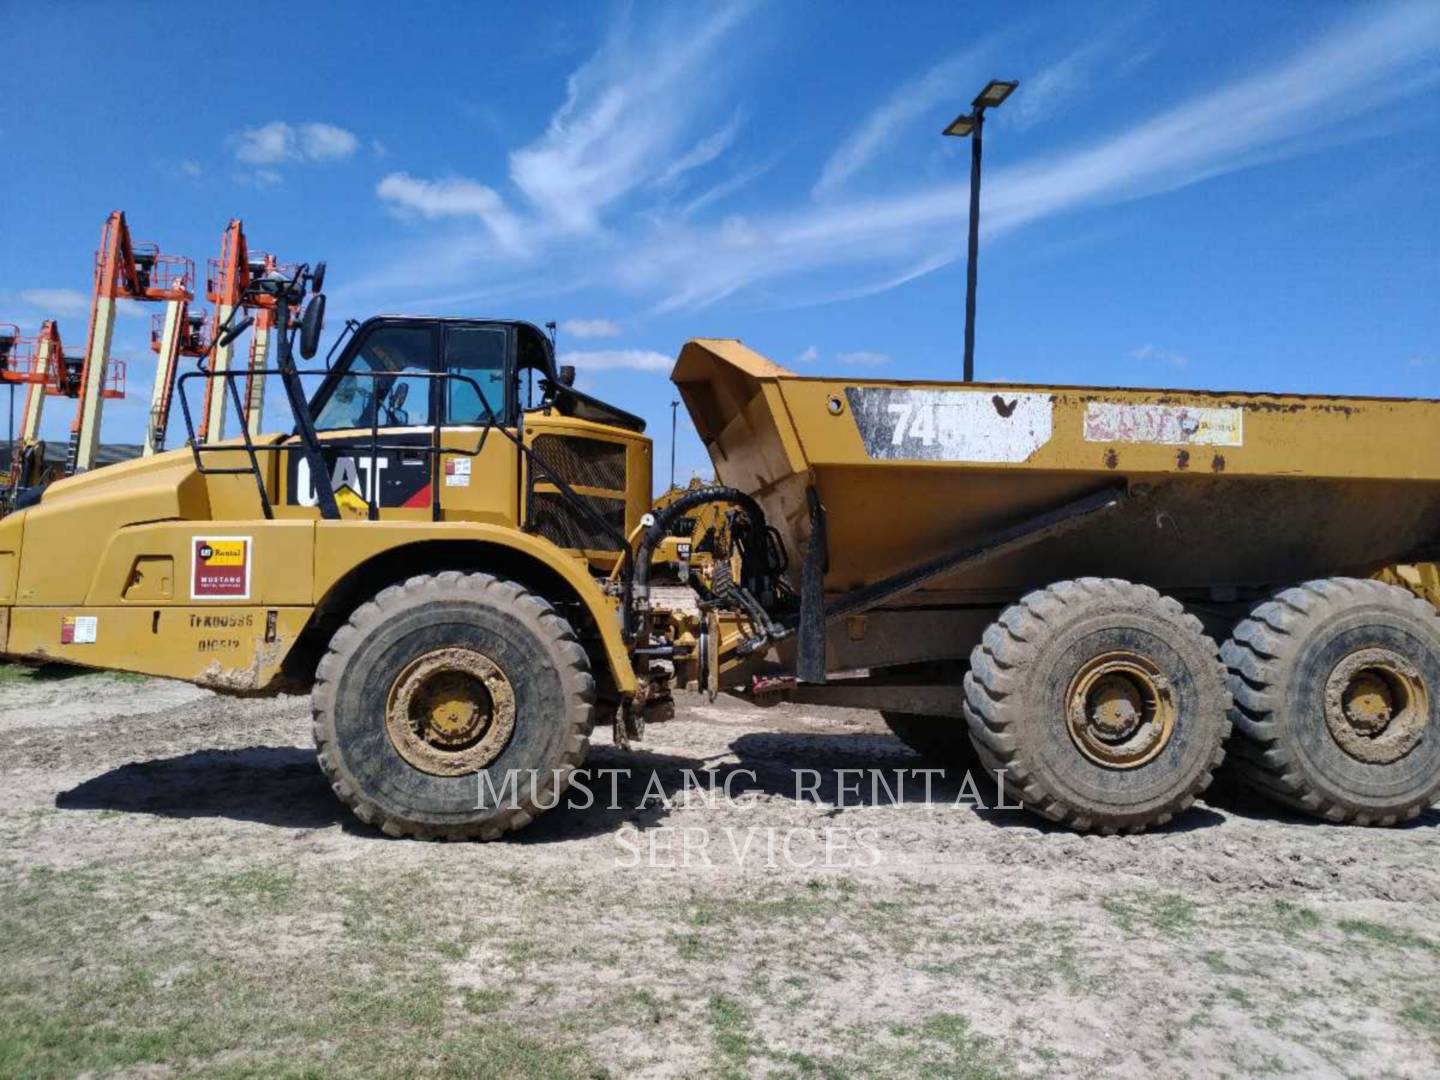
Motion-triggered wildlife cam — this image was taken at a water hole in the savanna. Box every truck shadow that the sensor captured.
[57,730,1431,840]
[53,743,713,842]
[56,747,352,832]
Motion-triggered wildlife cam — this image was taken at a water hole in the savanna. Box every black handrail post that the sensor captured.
[368,398,379,521]
[274,292,340,521]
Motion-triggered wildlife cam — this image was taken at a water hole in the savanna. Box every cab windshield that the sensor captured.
[314,323,432,430]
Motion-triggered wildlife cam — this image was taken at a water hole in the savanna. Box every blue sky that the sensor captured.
[1,1,1437,486]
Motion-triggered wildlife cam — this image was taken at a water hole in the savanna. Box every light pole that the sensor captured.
[943,78,1018,382]
[669,399,680,490]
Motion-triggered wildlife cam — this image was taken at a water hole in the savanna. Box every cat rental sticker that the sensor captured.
[192,536,252,600]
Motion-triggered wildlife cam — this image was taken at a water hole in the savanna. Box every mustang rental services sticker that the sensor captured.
[192,537,251,600]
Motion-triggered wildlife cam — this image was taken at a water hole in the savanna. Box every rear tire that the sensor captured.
[881,712,978,768]
[1221,578,1440,825]
[964,578,1230,833]
[313,571,594,840]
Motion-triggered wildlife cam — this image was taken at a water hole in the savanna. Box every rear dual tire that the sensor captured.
[1222,578,1440,825]
[964,578,1230,833]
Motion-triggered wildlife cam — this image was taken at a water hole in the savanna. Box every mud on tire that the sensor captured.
[1221,577,1440,825]
[963,577,1230,833]
[312,571,594,840]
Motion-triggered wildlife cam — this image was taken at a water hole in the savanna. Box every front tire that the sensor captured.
[1222,578,1440,825]
[964,578,1230,833]
[313,571,594,840]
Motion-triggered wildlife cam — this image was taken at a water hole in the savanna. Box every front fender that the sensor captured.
[312,520,635,693]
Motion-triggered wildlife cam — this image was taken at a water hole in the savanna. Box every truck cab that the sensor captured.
[207,315,652,573]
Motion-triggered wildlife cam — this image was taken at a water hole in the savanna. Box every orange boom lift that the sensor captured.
[200,219,287,442]
[0,320,96,496]
[66,210,185,474]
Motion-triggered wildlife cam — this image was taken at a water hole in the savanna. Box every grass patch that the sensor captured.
[884,1013,1011,1080]
[1272,900,1322,936]
[1337,919,1437,953]
[0,862,608,1079]
[0,661,94,685]
[461,988,515,1015]
[1101,892,1197,937]
[213,867,294,912]
[708,994,758,1078]
[1400,998,1440,1043]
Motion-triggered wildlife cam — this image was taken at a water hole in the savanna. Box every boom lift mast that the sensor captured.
[144,270,208,456]
[67,210,181,474]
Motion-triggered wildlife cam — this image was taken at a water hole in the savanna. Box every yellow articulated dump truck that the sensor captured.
[1,261,1438,837]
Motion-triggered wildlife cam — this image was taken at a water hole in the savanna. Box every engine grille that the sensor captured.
[529,491,627,552]
[529,434,626,491]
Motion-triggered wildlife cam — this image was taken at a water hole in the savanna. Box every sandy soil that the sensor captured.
[1,664,1438,1078]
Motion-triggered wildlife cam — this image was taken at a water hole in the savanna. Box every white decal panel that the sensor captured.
[1083,402,1243,447]
[845,387,1054,463]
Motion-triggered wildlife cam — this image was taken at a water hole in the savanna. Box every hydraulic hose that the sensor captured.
[625,484,773,640]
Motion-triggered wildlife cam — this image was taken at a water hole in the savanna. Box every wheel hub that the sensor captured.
[1323,648,1427,764]
[386,647,516,776]
[1065,652,1177,769]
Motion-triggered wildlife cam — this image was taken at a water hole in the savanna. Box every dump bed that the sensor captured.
[673,339,1440,606]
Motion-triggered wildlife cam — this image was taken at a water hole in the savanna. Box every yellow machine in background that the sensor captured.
[2,261,1439,839]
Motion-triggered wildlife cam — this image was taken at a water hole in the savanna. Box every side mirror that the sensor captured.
[218,315,254,348]
[299,294,326,360]
[391,381,409,410]
[310,261,326,295]
[559,365,576,387]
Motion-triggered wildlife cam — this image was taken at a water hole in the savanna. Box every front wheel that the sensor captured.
[313,571,594,840]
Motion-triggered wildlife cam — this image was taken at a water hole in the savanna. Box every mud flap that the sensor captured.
[797,485,828,684]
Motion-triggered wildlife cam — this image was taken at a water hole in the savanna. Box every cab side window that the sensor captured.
[445,326,509,425]
[314,323,434,431]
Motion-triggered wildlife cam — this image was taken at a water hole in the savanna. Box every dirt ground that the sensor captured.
[1,662,1438,1079]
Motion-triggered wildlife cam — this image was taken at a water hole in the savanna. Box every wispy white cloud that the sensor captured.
[559,348,671,372]
[1131,344,1191,368]
[357,3,1439,322]
[17,287,89,316]
[630,2,1440,312]
[507,4,754,232]
[9,288,146,321]
[1009,37,1109,131]
[796,345,819,364]
[656,114,744,189]
[376,173,527,253]
[227,121,360,169]
[561,318,621,339]
[681,156,779,217]
[813,49,983,199]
